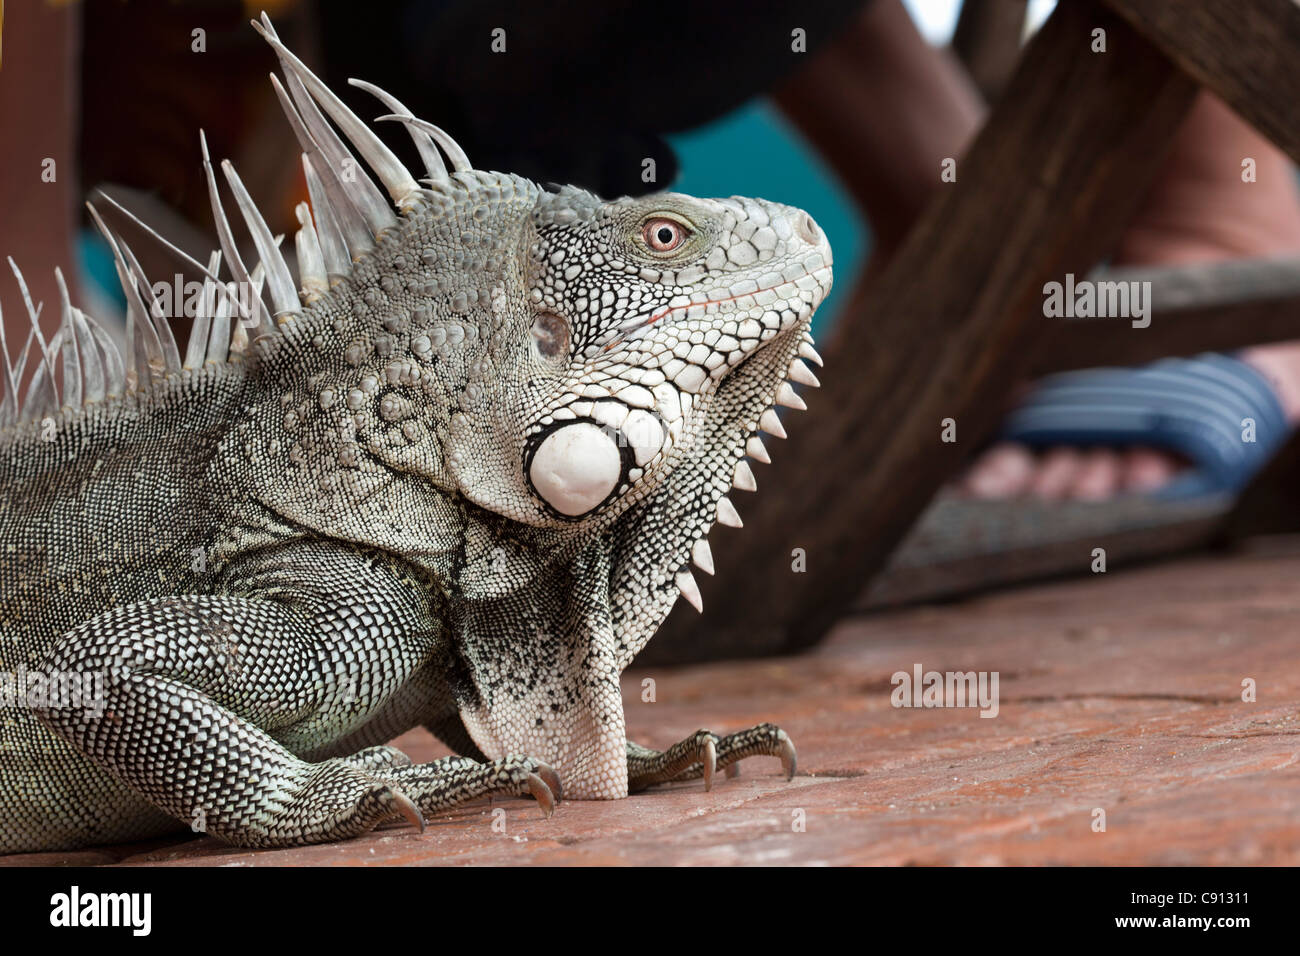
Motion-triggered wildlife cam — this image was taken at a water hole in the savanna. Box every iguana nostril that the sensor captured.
[797,212,821,244]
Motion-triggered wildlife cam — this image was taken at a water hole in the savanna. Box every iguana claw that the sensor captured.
[526,773,558,818]
[533,762,564,805]
[391,789,427,833]
[777,729,797,781]
[626,723,798,792]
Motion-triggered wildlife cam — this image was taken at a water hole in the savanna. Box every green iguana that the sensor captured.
[0,15,832,852]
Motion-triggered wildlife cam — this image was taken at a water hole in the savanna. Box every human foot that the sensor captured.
[963,94,1300,502]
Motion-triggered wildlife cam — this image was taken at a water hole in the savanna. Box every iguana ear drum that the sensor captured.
[526,421,628,517]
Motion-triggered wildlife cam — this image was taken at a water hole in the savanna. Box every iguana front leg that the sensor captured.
[626,723,797,793]
[32,546,559,847]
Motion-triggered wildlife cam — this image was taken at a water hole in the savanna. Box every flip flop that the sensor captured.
[996,353,1290,498]
[861,353,1291,608]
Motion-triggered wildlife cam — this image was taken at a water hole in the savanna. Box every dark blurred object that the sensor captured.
[76,0,865,237]
[80,0,302,235]
[316,0,865,198]
[951,0,1026,102]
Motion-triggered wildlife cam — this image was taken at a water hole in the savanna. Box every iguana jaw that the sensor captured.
[608,307,827,661]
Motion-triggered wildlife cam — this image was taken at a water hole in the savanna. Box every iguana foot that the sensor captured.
[338,746,422,833]
[222,754,559,846]
[627,723,797,792]
[234,758,428,846]
[378,754,563,820]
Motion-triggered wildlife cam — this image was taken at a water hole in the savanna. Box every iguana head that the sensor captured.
[446,185,832,530]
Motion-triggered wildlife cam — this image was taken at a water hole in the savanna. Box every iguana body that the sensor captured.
[0,17,832,852]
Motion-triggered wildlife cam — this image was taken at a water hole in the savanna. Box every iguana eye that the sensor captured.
[531,311,570,361]
[642,218,688,253]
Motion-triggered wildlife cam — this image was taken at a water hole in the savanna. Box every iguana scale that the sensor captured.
[0,16,832,852]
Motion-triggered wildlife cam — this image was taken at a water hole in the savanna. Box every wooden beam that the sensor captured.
[952,0,1028,102]
[647,0,1197,664]
[1035,257,1300,374]
[1103,0,1300,166]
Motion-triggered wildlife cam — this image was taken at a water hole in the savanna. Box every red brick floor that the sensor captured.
[5,551,1299,866]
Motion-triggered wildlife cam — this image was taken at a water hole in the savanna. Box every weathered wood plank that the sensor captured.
[1035,257,1300,373]
[30,553,1300,866]
[646,0,1198,664]
[1103,0,1300,166]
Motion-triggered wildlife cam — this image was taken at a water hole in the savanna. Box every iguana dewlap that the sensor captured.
[0,15,832,851]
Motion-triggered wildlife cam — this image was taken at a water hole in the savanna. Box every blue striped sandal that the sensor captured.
[998,353,1291,498]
